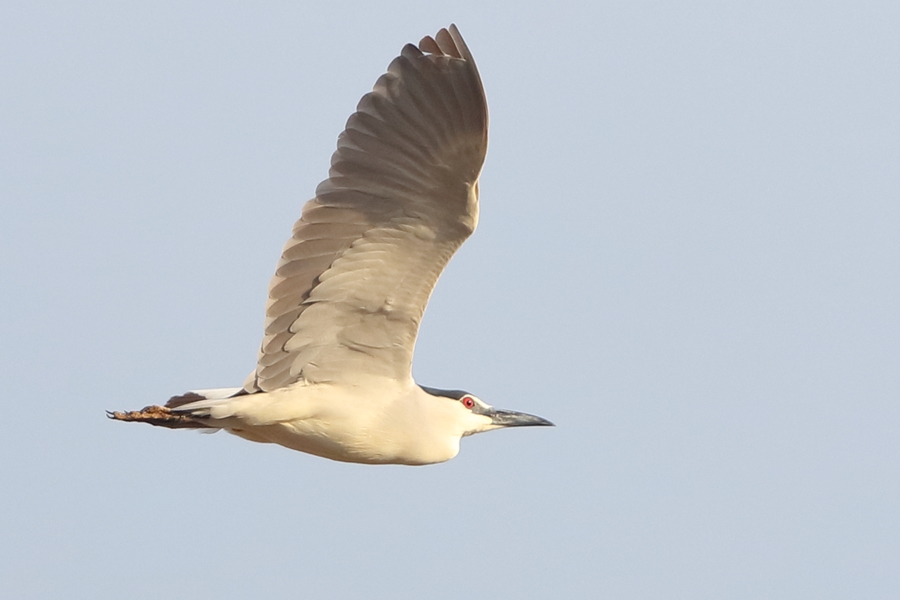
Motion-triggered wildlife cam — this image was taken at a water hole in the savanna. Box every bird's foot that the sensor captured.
[107,405,212,429]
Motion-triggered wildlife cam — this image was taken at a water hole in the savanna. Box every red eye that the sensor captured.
[462,396,475,409]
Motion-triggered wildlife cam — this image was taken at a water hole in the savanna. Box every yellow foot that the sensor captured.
[107,405,212,429]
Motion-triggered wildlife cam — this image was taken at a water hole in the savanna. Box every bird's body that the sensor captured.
[110,25,552,464]
[175,380,489,465]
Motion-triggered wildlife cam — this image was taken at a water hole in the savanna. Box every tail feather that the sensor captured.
[165,392,206,408]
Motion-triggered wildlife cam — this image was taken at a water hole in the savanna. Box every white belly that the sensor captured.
[207,380,460,465]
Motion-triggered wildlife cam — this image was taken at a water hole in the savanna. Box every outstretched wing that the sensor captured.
[244,25,488,392]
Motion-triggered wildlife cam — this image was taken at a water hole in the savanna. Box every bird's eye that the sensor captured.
[461,396,475,409]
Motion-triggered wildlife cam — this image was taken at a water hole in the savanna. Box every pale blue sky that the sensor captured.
[2,1,898,598]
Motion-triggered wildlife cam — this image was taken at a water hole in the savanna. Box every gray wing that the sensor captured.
[244,25,488,392]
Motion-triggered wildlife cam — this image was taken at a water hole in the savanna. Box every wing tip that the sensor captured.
[418,24,473,63]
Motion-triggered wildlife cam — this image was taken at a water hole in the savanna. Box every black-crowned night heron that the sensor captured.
[110,25,553,465]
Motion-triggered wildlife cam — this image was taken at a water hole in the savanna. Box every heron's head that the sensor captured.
[420,386,554,437]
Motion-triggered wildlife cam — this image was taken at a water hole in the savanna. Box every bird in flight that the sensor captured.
[110,25,553,465]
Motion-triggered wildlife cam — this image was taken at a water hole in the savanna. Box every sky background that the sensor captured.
[2,1,899,598]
